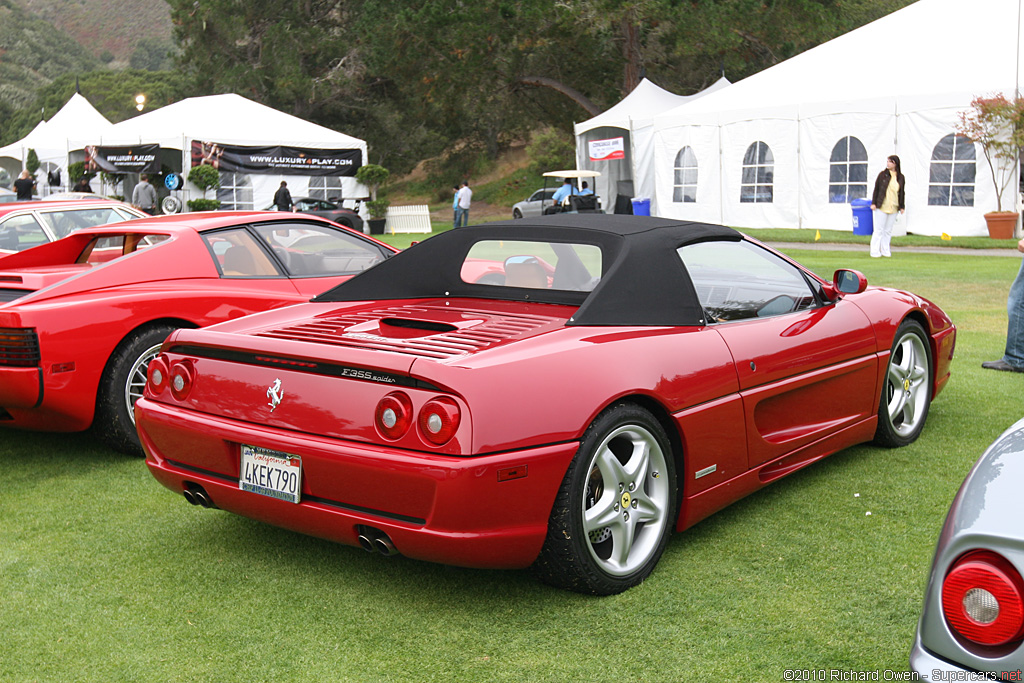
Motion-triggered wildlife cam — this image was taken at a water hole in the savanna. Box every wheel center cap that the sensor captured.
[621,492,632,508]
[903,378,911,392]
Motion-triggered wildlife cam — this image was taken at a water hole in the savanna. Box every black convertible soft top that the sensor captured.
[315,214,742,326]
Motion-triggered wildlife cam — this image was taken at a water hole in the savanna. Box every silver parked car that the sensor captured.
[911,416,1024,676]
[511,188,556,219]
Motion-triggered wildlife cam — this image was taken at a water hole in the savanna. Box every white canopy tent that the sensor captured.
[67,93,369,212]
[0,93,114,194]
[650,0,1024,237]
[574,77,730,212]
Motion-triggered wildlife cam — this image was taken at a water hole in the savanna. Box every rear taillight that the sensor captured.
[375,392,412,440]
[147,354,170,395]
[942,550,1024,647]
[418,398,460,445]
[0,328,40,367]
[169,361,195,401]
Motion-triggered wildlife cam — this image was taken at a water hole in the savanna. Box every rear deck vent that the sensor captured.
[380,318,458,333]
[256,303,563,359]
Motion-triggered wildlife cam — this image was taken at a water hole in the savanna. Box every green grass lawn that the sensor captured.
[2,248,1021,682]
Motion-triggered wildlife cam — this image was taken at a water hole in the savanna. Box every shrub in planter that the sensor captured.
[187,198,222,212]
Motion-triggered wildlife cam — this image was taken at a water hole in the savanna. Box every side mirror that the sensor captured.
[833,269,868,295]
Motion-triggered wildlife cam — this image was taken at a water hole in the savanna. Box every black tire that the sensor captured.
[512,208,523,219]
[873,319,932,448]
[94,324,177,455]
[533,403,677,595]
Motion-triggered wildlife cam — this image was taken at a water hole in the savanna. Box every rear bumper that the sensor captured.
[137,397,579,569]
[0,365,95,431]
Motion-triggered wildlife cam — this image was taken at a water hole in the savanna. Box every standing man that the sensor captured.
[132,174,158,215]
[455,181,472,228]
[983,238,1024,373]
[14,170,36,200]
[274,181,293,211]
[451,185,460,228]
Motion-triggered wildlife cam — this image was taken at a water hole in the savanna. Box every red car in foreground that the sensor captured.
[0,211,395,453]
[137,215,956,594]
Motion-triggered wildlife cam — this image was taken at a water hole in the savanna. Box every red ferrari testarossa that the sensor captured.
[0,211,395,453]
[137,214,956,594]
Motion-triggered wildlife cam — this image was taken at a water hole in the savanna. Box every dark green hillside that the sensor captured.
[0,0,100,111]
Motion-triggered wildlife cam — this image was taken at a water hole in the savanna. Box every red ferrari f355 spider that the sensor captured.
[137,215,956,594]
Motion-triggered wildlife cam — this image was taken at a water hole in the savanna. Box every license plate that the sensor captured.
[239,445,302,504]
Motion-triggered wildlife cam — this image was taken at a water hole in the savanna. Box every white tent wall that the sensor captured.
[797,105,898,233]
[898,94,1001,237]
[720,117,801,230]
[653,124,723,224]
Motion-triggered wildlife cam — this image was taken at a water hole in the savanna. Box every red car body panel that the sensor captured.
[0,212,396,431]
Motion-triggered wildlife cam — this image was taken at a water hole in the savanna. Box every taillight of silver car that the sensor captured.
[942,550,1024,648]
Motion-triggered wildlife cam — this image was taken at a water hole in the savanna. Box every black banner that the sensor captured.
[84,144,161,174]
[191,141,361,176]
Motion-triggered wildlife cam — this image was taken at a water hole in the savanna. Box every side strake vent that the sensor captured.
[0,288,33,303]
[256,304,562,359]
[0,328,41,367]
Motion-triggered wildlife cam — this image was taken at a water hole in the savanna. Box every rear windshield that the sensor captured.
[460,239,602,292]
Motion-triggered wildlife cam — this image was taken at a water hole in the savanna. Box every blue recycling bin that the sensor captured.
[631,197,651,216]
[850,198,873,235]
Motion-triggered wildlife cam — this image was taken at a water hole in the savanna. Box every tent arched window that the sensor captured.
[740,142,773,203]
[928,134,975,207]
[673,146,698,203]
[217,172,253,210]
[309,176,345,202]
[828,137,868,203]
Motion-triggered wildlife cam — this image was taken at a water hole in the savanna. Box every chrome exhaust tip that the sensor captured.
[374,534,398,557]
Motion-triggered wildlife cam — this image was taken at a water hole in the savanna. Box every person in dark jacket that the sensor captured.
[273,181,293,211]
[869,155,905,258]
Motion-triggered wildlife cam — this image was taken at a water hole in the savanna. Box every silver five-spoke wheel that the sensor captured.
[582,424,671,576]
[534,403,677,594]
[874,319,932,447]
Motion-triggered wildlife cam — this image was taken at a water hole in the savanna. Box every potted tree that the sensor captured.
[356,164,390,235]
[956,93,1024,239]
[186,164,221,212]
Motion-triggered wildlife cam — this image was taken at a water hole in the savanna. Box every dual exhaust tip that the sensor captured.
[181,487,398,558]
[357,525,399,557]
[183,483,216,509]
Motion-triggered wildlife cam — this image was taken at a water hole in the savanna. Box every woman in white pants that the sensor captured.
[869,155,905,257]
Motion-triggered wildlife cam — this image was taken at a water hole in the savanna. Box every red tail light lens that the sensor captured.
[418,398,460,445]
[147,355,170,395]
[375,392,412,440]
[942,550,1024,646]
[169,361,195,401]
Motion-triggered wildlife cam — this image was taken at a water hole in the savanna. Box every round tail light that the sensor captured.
[169,361,195,401]
[147,355,170,395]
[418,397,460,445]
[375,392,412,440]
[942,550,1024,646]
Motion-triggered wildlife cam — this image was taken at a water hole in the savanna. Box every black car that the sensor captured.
[264,197,364,232]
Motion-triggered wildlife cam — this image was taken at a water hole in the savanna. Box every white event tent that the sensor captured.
[574,76,730,212]
[67,93,369,211]
[648,0,1024,237]
[0,93,114,194]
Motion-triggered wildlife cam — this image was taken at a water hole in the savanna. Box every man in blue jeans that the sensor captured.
[983,238,1024,372]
